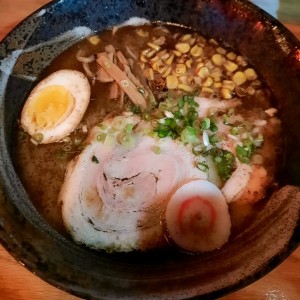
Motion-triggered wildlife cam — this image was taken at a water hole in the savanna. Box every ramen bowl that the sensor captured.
[0,0,300,299]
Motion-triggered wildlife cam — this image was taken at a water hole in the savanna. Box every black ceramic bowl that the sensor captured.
[0,0,300,299]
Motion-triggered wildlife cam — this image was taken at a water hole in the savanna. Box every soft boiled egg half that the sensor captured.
[21,69,91,144]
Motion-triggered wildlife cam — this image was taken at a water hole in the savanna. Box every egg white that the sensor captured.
[21,69,91,144]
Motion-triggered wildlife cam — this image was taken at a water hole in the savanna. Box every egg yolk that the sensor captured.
[27,85,75,129]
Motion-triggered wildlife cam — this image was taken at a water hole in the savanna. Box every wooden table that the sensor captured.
[0,1,299,299]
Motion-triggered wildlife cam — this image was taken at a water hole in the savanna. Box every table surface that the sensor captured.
[0,1,299,300]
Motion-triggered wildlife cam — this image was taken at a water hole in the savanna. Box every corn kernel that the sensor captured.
[165,54,175,65]
[209,38,218,45]
[222,80,235,91]
[152,59,165,73]
[152,36,166,46]
[216,47,226,55]
[178,83,194,92]
[212,54,224,66]
[145,49,157,58]
[181,34,192,42]
[203,77,213,87]
[178,76,188,85]
[173,50,182,57]
[236,55,248,66]
[142,48,151,56]
[185,58,193,69]
[226,52,237,60]
[144,68,154,81]
[195,62,204,68]
[150,55,160,63]
[245,86,256,95]
[232,71,247,86]
[188,37,196,45]
[221,88,233,99]
[201,87,214,94]
[156,49,167,59]
[140,54,148,63]
[89,35,101,45]
[166,75,179,89]
[174,63,187,75]
[190,45,203,57]
[244,68,257,81]
[147,42,161,51]
[135,29,149,38]
[224,60,238,72]
[196,66,209,78]
[210,68,222,81]
[213,82,222,89]
[162,66,172,78]
[175,43,191,54]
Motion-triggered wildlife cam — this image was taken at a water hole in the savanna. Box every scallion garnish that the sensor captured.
[236,144,251,163]
[196,161,209,172]
[203,147,236,181]
[230,127,239,135]
[142,112,151,121]
[153,95,200,144]
[124,123,135,133]
[181,126,198,144]
[210,121,218,132]
[96,133,106,142]
[201,118,211,131]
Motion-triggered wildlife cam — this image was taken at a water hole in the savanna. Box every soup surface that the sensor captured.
[15,23,282,253]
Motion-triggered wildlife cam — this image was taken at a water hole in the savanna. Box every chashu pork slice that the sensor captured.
[59,120,207,252]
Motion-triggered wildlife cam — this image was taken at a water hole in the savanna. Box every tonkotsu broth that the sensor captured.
[15,24,282,247]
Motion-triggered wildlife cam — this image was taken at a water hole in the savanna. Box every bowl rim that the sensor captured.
[0,0,300,299]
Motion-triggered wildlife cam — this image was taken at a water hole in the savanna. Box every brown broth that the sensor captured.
[14,24,282,244]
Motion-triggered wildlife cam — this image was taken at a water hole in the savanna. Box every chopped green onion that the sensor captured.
[214,156,222,163]
[192,145,203,155]
[55,149,66,159]
[180,126,198,144]
[18,130,27,141]
[209,133,218,145]
[201,118,211,130]
[130,104,141,114]
[173,111,182,119]
[62,144,72,152]
[196,161,209,172]
[230,127,239,135]
[97,123,108,130]
[120,133,135,148]
[32,133,43,143]
[236,144,250,163]
[203,147,236,181]
[178,97,184,109]
[142,113,151,121]
[124,123,135,133]
[137,87,145,94]
[210,121,218,132]
[96,133,107,142]
[164,118,177,129]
